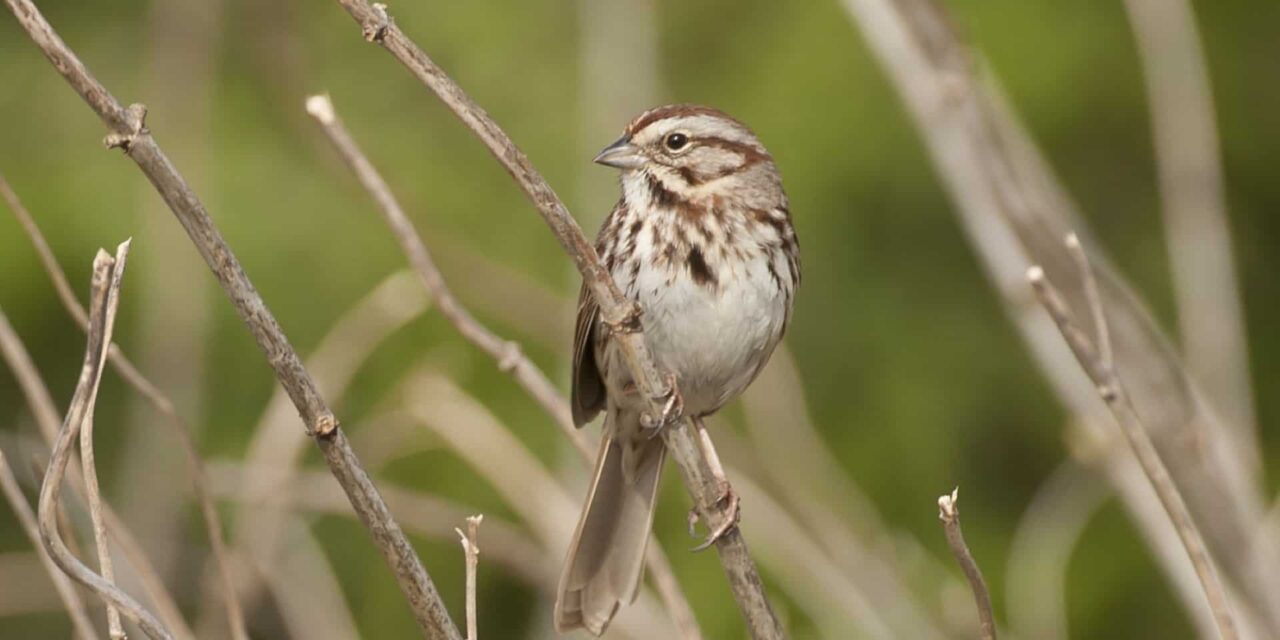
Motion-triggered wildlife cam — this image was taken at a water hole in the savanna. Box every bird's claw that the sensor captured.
[689,484,740,552]
[640,372,683,436]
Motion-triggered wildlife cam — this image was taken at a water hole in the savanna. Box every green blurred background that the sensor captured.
[1,0,1277,637]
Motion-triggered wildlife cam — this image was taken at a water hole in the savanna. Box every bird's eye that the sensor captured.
[664,133,689,151]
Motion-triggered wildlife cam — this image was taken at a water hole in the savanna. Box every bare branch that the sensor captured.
[1,170,247,640]
[742,351,952,638]
[36,244,173,640]
[0,451,98,640]
[837,0,1278,629]
[304,93,703,639]
[406,372,682,639]
[329,4,781,634]
[1124,0,1256,459]
[210,462,551,592]
[456,515,482,640]
[303,93,586,459]
[937,489,997,640]
[227,271,426,639]
[2,2,461,636]
[1028,236,1237,640]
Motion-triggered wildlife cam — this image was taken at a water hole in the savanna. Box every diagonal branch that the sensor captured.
[1123,0,1255,461]
[303,94,586,459]
[304,93,703,640]
[937,488,997,640]
[37,243,174,640]
[0,170,247,640]
[328,3,782,636]
[1028,234,1237,640]
[837,0,1277,630]
[2,1,461,637]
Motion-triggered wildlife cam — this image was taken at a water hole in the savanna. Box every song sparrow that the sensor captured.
[555,104,800,635]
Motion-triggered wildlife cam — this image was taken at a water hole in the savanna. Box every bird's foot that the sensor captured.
[690,483,740,552]
[640,372,683,436]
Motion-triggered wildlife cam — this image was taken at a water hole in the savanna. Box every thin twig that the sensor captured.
[36,244,173,640]
[837,0,1277,629]
[406,372,681,639]
[456,515,482,640]
[303,94,586,459]
[741,350,952,638]
[937,489,997,640]
[0,171,248,640]
[228,271,426,639]
[330,4,781,635]
[2,2,461,637]
[1028,234,1237,640]
[0,450,98,640]
[304,92,704,640]
[0,312,195,640]
[78,243,129,640]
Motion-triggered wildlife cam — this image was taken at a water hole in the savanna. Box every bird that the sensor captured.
[555,104,800,635]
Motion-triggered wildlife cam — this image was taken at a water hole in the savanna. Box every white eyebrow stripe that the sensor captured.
[647,115,759,149]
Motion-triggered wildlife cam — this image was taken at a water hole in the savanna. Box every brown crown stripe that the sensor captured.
[626,103,749,136]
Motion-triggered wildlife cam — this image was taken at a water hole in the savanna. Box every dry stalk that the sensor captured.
[408,372,679,637]
[1,170,246,640]
[0,450,98,640]
[456,515,483,640]
[303,93,585,458]
[2,1,461,636]
[1123,0,1255,457]
[229,270,427,631]
[837,0,1277,630]
[1004,459,1107,640]
[1028,235,1236,639]
[330,3,781,635]
[937,489,997,640]
[304,93,702,640]
[0,311,196,640]
[35,244,174,640]
[77,244,129,640]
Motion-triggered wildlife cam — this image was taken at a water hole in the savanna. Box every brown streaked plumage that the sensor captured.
[556,104,799,635]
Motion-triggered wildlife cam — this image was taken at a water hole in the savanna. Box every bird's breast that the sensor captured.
[615,229,791,416]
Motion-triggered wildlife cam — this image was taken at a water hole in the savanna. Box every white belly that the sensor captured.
[628,249,788,416]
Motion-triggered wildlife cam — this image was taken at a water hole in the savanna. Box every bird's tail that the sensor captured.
[555,412,666,636]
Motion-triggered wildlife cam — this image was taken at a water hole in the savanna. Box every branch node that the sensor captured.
[363,3,392,43]
[496,341,521,373]
[1098,383,1119,403]
[313,412,339,438]
[102,103,148,151]
[604,302,644,335]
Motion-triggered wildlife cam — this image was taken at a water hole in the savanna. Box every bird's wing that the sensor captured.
[571,282,605,427]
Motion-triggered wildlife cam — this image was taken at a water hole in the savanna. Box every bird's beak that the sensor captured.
[593,135,644,170]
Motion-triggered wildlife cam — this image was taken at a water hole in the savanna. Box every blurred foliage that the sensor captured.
[1,0,1277,638]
